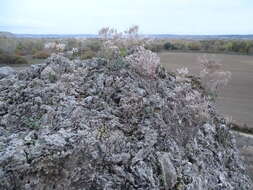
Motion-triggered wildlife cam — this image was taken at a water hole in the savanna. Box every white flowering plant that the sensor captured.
[98,26,161,78]
[125,46,160,78]
[199,55,231,98]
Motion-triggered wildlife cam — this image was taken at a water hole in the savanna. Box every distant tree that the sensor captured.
[0,37,17,54]
[164,42,176,50]
[188,42,201,51]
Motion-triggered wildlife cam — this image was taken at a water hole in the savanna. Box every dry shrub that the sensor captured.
[98,25,143,56]
[175,67,190,82]
[125,46,160,78]
[0,52,28,64]
[98,26,161,78]
[169,84,212,126]
[33,50,50,59]
[199,55,231,97]
[80,50,96,60]
[98,40,120,60]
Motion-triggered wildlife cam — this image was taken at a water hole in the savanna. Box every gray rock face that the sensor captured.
[234,131,253,180]
[0,55,252,190]
[0,67,16,79]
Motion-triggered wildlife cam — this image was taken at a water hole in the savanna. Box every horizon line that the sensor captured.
[11,33,253,36]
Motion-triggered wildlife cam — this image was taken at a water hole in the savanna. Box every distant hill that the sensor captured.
[13,33,253,40]
[0,31,15,38]
[147,34,253,40]
[14,34,98,39]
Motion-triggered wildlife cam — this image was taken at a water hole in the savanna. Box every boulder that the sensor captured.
[0,67,16,79]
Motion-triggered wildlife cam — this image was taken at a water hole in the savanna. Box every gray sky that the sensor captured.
[0,0,252,34]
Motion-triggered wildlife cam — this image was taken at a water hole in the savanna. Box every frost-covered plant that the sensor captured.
[98,25,143,52]
[169,83,212,126]
[124,25,139,39]
[98,27,111,39]
[44,42,66,52]
[98,26,160,78]
[99,40,120,60]
[185,90,210,121]
[125,46,160,78]
[55,43,66,52]
[122,25,146,49]
[44,42,56,49]
[199,55,231,97]
[98,27,122,59]
[176,67,189,76]
[175,67,190,82]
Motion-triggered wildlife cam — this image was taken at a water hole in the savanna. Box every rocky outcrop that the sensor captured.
[0,55,252,189]
[234,131,253,180]
[0,67,16,79]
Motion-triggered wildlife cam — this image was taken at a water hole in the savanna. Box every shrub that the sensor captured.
[175,67,190,82]
[98,27,111,39]
[0,37,17,54]
[98,26,144,53]
[98,26,161,78]
[99,40,120,60]
[125,46,160,78]
[80,50,96,60]
[173,42,187,51]
[66,38,79,50]
[0,52,28,65]
[248,46,253,54]
[86,40,102,52]
[12,56,29,64]
[199,55,231,98]
[164,42,176,50]
[33,50,50,59]
[15,39,44,56]
[188,42,201,51]
[146,42,164,52]
[223,41,233,52]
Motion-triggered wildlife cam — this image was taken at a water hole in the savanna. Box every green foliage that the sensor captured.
[0,51,28,64]
[108,57,129,71]
[144,40,164,52]
[164,42,177,50]
[86,40,102,52]
[13,56,29,64]
[66,38,79,50]
[80,50,96,60]
[146,43,164,52]
[223,41,233,52]
[0,37,17,54]
[119,48,127,57]
[187,42,201,51]
[15,39,44,56]
[160,39,253,55]
[48,72,57,83]
[24,117,40,129]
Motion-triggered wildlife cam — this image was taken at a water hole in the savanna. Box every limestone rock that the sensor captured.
[0,67,16,79]
[0,54,252,190]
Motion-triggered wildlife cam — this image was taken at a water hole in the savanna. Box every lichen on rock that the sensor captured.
[0,54,252,190]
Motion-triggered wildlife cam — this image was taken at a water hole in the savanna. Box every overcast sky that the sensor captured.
[0,0,252,34]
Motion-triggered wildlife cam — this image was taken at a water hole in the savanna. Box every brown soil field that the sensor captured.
[159,52,253,129]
